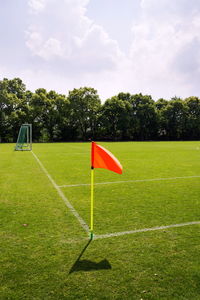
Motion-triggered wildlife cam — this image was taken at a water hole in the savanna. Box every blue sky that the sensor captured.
[0,0,200,101]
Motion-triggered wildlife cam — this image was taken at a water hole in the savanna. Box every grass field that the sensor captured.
[1,141,200,299]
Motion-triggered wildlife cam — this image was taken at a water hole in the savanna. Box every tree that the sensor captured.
[101,96,131,140]
[30,89,69,141]
[0,78,27,141]
[160,97,187,140]
[130,93,158,140]
[68,87,101,140]
[155,98,168,139]
[1,77,200,142]
[117,92,132,102]
[47,90,70,141]
[184,96,200,139]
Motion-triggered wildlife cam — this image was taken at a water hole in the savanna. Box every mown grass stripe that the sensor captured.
[94,221,200,240]
[31,151,89,233]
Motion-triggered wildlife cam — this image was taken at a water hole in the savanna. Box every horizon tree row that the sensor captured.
[0,78,200,142]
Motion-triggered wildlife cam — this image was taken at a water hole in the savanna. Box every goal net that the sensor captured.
[15,124,32,151]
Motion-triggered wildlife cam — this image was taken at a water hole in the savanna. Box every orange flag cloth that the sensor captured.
[91,142,122,174]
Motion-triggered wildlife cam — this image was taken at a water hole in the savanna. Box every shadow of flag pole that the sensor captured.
[90,142,123,240]
[69,238,112,274]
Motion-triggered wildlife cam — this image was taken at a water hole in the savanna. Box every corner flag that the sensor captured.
[91,142,122,174]
[90,142,122,239]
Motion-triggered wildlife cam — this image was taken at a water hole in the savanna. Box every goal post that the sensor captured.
[15,124,32,151]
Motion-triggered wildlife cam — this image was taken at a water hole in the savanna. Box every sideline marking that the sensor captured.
[58,175,200,188]
[94,221,200,240]
[31,151,89,233]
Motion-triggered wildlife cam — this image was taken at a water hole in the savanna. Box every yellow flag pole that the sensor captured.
[90,167,94,240]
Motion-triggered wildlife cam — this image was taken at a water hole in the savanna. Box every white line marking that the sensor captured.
[30,154,200,240]
[94,221,200,240]
[31,151,89,233]
[58,175,200,188]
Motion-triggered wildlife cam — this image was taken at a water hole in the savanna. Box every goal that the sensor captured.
[15,124,32,151]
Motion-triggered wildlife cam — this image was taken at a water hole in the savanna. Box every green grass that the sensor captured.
[1,141,200,299]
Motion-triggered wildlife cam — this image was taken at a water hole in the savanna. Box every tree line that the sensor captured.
[0,77,200,142]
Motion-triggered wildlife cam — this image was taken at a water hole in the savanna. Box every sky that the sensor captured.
[1,0,200,102]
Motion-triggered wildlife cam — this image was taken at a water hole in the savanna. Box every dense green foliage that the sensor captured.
[0,78,200,142]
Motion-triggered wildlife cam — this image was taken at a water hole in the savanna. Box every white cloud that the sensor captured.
[72,24,123,71]
[128,0,200,99]
[28,0,47,14]
[26,31,65,60]
[1,0,200,101]
[25,31,43,55]
[25,0,123,74]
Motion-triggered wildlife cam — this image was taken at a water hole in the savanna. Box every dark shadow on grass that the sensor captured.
[69,239,112,274]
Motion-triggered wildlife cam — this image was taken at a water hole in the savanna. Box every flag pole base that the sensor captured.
[90,231,94,240]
